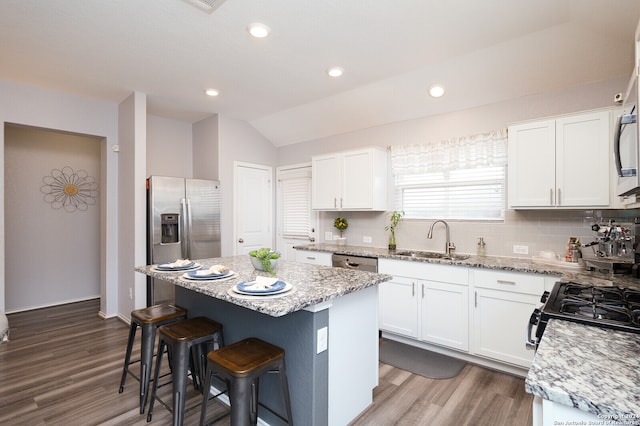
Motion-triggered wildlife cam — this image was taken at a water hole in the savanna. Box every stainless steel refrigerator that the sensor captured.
[146,176,221,305]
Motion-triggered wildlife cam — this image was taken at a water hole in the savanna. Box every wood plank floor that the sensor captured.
[0,299,533,425]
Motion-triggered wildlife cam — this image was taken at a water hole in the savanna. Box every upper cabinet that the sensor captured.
[508,110,611,209]
[312,147,388,211]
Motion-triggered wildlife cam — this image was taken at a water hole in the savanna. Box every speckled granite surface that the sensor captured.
[136,256,392,317]
[525,319,640,423]
[295,243,640,289]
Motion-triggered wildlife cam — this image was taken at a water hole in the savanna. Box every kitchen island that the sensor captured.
[136,256,392,426]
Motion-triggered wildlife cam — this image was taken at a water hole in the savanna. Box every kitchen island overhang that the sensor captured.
[136,256,392,425]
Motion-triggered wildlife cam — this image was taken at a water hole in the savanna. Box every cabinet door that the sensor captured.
[419,280,469,351]
[311,154,340,210]
[294,249,332,266]
[508,120,556,207]
[472,288,538,367]
[379,277,418,338]
[342,150,373,209]
[556,111,610,206]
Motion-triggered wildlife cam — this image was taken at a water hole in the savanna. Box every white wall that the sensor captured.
[0,79,119,316]
[277,76,640,258]
[193,115,219,181]
[147,114,193,178]
[118,92,148,314]
[4,125,101,312]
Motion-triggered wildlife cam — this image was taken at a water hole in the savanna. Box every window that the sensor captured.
[390,129,507,221]
[277,165,312,239]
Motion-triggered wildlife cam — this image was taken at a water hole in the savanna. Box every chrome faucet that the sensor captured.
[427,220,456,257]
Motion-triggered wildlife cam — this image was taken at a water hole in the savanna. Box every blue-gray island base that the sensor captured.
[136,256,392,425]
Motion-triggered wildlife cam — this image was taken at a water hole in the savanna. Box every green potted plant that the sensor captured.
[385,210,404,250]
[334,217,348,245]
[249,248,281,274]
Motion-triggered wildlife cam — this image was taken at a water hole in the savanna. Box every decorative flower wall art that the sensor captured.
[40,166,98,212]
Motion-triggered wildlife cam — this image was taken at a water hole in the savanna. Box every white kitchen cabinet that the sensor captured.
[508,110,610,208]
[378,259,469,351]
[312,147,387,211]
[420,279,469,351]
[471,269,545,368]
[294,249,332,266]
[378,276,418,338]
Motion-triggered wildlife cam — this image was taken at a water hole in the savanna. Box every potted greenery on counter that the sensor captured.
[334,217,348,245]
[385,210,404,250]
[249,248,281,274]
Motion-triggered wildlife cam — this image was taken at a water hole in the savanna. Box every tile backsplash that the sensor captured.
[318,209,640,259]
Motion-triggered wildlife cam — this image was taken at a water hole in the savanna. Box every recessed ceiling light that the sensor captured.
[205,89,219,97]
[429,84,445,98]
[326,67,344,78]
[247,23,271,38]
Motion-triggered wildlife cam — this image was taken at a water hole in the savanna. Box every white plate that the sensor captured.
[232,281,292,296]
[182,271,237,281]
[152,263,200,272]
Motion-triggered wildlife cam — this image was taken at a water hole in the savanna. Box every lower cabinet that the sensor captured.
[294,249,333,266]
[420,280,469,351]
[379,258,550,371]
[471,269,545,368]
[379,259,469,352]
[379,277,418,338]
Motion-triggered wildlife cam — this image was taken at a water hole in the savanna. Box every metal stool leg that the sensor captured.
[230,376,253,426]
[139,322,156,413]
[279,361,294,425]
[118,321,138,393]
[146,339,165,422]
[171,341,190,426]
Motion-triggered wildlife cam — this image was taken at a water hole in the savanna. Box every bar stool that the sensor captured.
[118,304,188,413]
[147,316,224,426]
[199,337,293,426]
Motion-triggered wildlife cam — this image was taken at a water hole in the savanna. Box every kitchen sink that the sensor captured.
[394,250,470,261]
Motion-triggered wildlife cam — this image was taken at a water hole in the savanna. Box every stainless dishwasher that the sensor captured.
[331,253,378,272]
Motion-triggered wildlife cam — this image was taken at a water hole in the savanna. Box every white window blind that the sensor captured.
[278,167,312,239]
[390,129,507,221]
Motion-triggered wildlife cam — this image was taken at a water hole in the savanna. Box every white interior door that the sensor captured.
[234,161,273,255]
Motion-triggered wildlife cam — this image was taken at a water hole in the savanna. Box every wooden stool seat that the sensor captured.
[147,317,224,426]
[208,337,285,377]
[199,337,293,426]
[118,304,188,413]
[131,304,188,324]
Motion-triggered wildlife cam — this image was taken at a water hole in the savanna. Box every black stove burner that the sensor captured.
[541,282,640,332]
[529,282,640,350]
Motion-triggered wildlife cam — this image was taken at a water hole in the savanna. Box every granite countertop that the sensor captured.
[136,255,392,317]
[295,243,640,289]
[525,319,640,424]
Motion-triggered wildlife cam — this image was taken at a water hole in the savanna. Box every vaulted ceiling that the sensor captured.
[1,0,639,146]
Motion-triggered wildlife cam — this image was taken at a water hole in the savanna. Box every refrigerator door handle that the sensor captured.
[185,198,193,258]
[180,198,189,259]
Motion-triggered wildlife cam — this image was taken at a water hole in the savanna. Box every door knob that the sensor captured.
[238,238,244,243]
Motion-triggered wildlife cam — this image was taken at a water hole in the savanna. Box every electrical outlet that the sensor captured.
[325,231,333,241]
[317,327,328,354]
[128,288,133,300]
[513,245,529,255]
[363,236,372,243]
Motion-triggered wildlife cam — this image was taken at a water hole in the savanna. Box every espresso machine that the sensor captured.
[582,220,640,275]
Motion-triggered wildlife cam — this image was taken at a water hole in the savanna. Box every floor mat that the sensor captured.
[379,339,466,379]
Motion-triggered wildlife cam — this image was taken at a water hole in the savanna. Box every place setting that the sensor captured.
[228,276,294,299]
[151,258,201,272]
[180,264,238,282]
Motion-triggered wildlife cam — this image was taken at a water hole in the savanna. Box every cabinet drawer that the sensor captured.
[379,259,468,285]
[472,269,545,295]
[294,250,332,266]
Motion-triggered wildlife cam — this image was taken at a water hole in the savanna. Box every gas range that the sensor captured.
[526,281,640,349]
